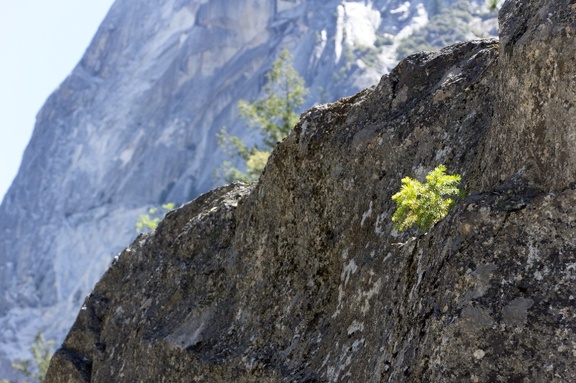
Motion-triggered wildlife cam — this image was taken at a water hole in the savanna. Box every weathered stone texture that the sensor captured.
[46,1,576,382]
[480,0,576,191]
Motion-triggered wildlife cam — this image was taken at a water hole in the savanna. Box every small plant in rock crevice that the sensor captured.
[391,164,462,232]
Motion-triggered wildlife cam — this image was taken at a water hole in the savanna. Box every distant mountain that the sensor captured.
[0,0,496,375]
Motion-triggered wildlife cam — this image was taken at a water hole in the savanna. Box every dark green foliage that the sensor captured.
[487,0,500,12]
[391,165,461,232]
[219,50,308,182]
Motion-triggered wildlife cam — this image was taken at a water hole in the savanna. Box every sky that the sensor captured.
[0,0,116,204]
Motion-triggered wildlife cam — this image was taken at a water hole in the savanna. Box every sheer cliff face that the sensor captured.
[45,1,576,382]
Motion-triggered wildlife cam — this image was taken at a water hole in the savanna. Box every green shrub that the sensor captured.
[135,203,175,233]
[391,165,461,232]
[1,332,54,383]
[487,0,501,12]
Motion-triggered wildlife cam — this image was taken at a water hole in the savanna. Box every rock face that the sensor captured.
[480,0,576,192]
[45,1,576,382]
[0,0,498,370]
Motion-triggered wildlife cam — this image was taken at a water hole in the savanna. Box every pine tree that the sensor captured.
[487,0,500,12]
[219,49,308,182]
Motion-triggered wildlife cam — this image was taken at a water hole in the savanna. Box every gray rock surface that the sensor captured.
[45,1,576,381]
[0,0,497,371]
[480,0,576,191]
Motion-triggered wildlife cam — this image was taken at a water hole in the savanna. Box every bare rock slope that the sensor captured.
[46,1,576,382]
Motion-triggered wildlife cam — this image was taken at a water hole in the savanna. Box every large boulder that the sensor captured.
[46,1,576,382]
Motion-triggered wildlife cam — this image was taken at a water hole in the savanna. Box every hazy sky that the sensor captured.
[0,0,116,203]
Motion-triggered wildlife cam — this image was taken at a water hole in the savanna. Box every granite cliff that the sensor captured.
[0,0,498,373]
[45,0,576,382]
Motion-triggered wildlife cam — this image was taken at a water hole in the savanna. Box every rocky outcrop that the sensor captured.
[45,1,576,382]
[0,0,498,370]
[480,0,576,192]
